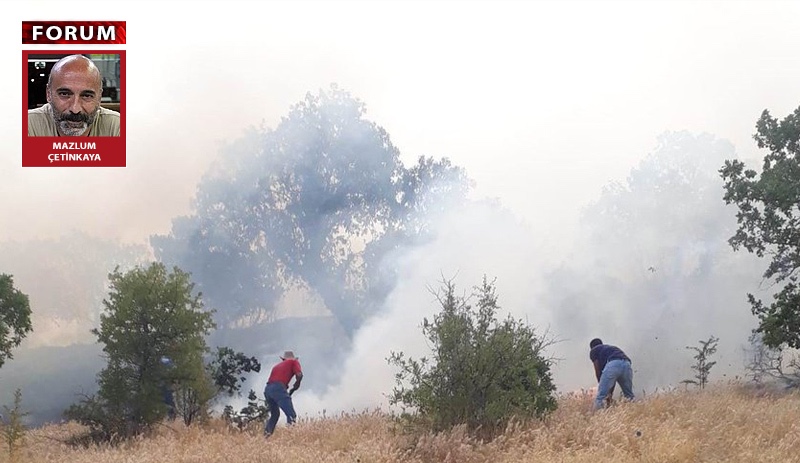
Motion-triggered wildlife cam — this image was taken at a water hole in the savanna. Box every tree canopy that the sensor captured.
[66,263,215,438]
[721,106,800,348]
[0,274,32,369]
[152,85,470,337]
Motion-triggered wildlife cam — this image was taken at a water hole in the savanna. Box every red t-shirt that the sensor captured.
[268,358,302,388]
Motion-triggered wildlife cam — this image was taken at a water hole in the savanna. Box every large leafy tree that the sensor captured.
[66,263,215,438]
[721,106,800,348]
[152,85,470,336]
[0,274,32,368]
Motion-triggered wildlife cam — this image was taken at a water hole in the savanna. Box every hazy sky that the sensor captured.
[2,0,800,419]
[3,0,799,247]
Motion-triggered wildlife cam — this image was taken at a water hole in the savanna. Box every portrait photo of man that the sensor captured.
[27,54,121,137]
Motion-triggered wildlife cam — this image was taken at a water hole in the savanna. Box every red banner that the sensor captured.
[21,138,127,167]
[22,21,126,44]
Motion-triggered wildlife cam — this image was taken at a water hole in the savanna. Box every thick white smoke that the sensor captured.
[293,198,559,415]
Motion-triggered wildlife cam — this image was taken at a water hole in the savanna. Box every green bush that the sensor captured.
[388,277,557,437]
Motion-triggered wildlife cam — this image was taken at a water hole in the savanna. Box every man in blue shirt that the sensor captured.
[589,338,635,410]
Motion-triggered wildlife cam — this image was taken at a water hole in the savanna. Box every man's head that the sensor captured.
[590,338,603,349]
[280,350,296,360]
[46,55,103,136]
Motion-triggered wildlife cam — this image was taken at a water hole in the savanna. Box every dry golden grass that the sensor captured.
[4,383,799,463]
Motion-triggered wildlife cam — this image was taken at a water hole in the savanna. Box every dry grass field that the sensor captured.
[3,383,799,463]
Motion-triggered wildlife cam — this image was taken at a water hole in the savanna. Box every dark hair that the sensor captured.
[589,338,603,349]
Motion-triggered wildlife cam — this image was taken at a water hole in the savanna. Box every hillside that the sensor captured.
[4,383,798,463]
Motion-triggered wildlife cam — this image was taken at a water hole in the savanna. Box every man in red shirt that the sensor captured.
[264,350,303,436]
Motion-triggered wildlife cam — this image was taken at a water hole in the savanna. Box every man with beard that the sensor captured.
[28,54,120,137]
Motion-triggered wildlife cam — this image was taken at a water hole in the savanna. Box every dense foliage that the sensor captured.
[0,274,32,369]
[721,106,800,348]
[389,278,557,436]
[66,263,215,438]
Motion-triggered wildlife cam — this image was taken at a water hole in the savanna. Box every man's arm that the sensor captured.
[289,372,303,396]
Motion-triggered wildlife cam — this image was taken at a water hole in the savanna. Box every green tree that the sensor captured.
[0,274,32,369]
[681,336,719,389]
[66,263,215,439]
[721,106,800,348]
[388,277,557,437]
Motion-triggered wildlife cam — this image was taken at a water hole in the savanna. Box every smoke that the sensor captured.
[3,0,800,425]
[273,195,556,416]
[0,125,778,426]
[526,132,767,393]
[0,116,777,427]
[0,233,148,425]
[0,232,148,347]
[290,131,769,417]
[3,108,780,428]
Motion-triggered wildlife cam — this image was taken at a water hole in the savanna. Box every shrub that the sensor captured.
[388,277,557,437]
